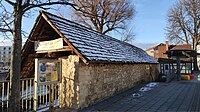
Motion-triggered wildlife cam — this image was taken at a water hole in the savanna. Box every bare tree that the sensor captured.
[166,0,200,49]
[166,0,200,70]
[121,27,135,43]
[0,0,83,111]
[71,0,134,35]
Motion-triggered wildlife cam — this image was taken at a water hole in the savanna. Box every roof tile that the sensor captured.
[44,11,157,64]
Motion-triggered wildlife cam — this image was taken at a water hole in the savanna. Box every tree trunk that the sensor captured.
[193,40,199,71]
[193,57,198,71]
[8,9,22,112]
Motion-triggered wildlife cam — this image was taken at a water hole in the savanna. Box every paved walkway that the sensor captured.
[80,75,200,112]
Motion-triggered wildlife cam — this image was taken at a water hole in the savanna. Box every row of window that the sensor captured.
[160,63,192,74]
[0,51,11,55]
[0,47,11,50]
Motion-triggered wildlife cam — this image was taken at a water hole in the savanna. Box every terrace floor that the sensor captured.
[80,74,200,112]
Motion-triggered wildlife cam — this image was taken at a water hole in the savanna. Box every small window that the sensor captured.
[3,47,6,50]
[9,47,11,50]
[165,64,169,70]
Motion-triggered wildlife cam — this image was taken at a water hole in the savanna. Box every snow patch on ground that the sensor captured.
[139,87,152,92]
[145,82,159,88]
[132,93,142,98]
[132,82,159,98]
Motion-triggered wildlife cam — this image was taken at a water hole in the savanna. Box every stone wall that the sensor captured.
[78,63,159,108]
[58,56,159,109]
[59,55,80,109]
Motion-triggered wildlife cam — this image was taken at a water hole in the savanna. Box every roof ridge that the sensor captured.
[41,10,140,50]
[41,11,104,36]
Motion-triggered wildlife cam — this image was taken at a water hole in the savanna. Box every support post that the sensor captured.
[176,57,181,81]
[59,78,62,108]
[34,58,38,111]
[49,84,54,110]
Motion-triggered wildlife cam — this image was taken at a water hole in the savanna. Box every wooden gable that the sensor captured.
[21,12,87,78]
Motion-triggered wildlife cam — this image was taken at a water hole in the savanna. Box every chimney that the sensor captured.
[166,40,169,51]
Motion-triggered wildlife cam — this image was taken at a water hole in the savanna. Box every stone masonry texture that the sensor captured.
[58,55,159,109]
[78,62,159,109]
[60,55,80,109]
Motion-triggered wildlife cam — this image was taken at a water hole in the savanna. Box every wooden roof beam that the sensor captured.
[36,46,73,53]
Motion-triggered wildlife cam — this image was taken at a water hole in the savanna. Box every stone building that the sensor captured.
[21,11,159,109]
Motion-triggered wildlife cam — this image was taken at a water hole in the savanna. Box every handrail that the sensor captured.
[0,78,59,111]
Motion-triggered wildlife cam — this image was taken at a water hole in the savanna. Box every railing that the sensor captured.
[0,78,59,111]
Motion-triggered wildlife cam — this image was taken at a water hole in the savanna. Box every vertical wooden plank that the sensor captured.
[43,85,45,105]
[39,86,42,108]
[2,83,4,110]
[7,82,9,108]
[34,58,38,111]
[49,84,53,110]
[46,85,48,106]
[53,84,55,104]
[29,79,32,110]
[48,84,55,110]
[54,83,58,104]
[26,80,28,110]
[22,80,24,110]
[59,82,62,108]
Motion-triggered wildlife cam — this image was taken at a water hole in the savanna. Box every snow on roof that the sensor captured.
[43,11,158,64]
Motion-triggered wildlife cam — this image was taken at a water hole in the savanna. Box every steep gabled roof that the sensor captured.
[39,11,157,64]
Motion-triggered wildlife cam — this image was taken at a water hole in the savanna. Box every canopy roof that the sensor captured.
[166,49,198,58]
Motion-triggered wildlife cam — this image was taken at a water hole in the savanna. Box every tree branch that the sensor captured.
[5,0,15,6]
[23,2,77,14]
[0,28,13,32]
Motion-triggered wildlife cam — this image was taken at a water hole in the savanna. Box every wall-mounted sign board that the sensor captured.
[35,59,61,85]
[35,38,63,51]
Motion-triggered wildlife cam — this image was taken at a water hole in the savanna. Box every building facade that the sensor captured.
[0,46,11,67]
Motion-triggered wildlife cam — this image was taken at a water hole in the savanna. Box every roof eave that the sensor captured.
[88,60,158,64]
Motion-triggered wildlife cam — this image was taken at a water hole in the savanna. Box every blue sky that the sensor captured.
[1,0,178,49]
[132,0,177,49]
